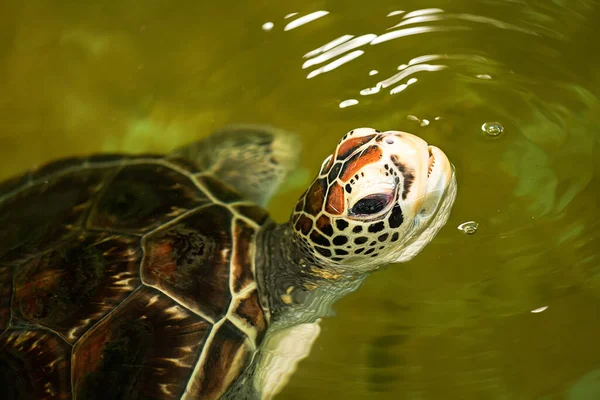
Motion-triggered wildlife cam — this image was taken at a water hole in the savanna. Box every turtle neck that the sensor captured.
[255,221,368,327]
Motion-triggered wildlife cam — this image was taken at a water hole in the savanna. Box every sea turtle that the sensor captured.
[0,125,456,400]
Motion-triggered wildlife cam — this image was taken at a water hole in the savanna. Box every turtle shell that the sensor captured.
[0,154,271,399]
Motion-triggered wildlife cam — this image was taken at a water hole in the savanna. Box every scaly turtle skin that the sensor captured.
[0,126,457,400]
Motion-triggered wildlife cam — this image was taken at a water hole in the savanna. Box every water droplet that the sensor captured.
[476,74,492,80]
[369,69,379,76]
[420,119,430,127]
[262,22,274,31]
[481,122,504,137]
[457,221,479,235]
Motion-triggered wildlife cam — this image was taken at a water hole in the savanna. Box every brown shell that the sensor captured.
[0,154,271,399]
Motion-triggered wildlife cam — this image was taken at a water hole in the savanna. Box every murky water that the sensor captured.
[1,0,599,398]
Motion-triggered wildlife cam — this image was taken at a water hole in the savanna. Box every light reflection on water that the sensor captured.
[0,1,599,399]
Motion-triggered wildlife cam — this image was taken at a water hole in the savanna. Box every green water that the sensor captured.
[1,1,599,399]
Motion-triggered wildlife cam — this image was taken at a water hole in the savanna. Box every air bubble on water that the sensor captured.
[476,74,492,80]
[458,221,479,235]
[262,22,274,31]
[420,119,430,127]
[369,69,379,76]
[481,122,504,137]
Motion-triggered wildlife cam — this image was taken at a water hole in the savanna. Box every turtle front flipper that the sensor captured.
[172,125,301,207]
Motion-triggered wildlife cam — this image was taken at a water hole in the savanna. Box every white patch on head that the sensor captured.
[346,127,379,138]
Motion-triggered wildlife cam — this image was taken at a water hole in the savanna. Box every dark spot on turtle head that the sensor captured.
[354,236,368,245]
[390,155,415,200]
[391,232,400,242]
[334,249,349,256]
[388,204,404,228]
[315,247,332,258]
[332,235,348,246]
[335,219,349,231]
[352,225,363,233]
[310,230,331,247]
[364,248,375,255]
[316,215,334,236]
[327,162,342,184]
[368,221,385,233]
[378,233,389,242]
[345,184,352,194]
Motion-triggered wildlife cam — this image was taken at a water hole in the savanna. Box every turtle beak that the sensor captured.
[382,131,454,216]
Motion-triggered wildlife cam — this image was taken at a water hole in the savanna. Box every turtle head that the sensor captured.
[291,128,457,272]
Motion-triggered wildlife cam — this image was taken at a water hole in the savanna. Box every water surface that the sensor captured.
[1,1,599,399]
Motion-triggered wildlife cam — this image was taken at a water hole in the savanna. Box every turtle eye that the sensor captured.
[350,193,394,216]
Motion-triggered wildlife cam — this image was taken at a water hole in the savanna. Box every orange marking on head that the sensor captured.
[336,135,376,160]
[340,145,383,181]
[325,183,345,215]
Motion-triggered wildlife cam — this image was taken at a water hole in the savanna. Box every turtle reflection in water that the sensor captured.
[0,125,456,399]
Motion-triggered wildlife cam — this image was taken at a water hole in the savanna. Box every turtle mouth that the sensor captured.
[422,144,455,214]
[427,147,436,178]
[425,145,452,183]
